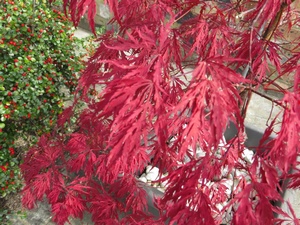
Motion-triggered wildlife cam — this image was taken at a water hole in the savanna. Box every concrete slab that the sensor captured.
[74,28,92,39]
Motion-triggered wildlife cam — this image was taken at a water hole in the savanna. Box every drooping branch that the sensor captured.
[263,0,295,41]
[239,1,291,118]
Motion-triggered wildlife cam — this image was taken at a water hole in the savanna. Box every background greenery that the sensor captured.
[0,0,88,222]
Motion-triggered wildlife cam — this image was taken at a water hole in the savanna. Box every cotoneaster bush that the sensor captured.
[0,0,86,205]
[21,0,300,225]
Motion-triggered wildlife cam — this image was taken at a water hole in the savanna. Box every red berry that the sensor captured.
[14,59,18,63]
[9,147,14,156]
[7,92,12,96]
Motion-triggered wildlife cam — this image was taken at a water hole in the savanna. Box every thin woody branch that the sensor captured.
[239,1,293,118]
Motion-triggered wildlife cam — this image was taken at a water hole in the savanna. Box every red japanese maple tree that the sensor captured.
[21,0,300,224]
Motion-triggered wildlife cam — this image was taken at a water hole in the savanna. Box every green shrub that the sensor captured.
[0,0,86,201]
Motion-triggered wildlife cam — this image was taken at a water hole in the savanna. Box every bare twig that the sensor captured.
[244,87,287,109]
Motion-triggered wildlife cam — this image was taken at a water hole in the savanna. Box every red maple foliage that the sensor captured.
[21,0,300,224]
